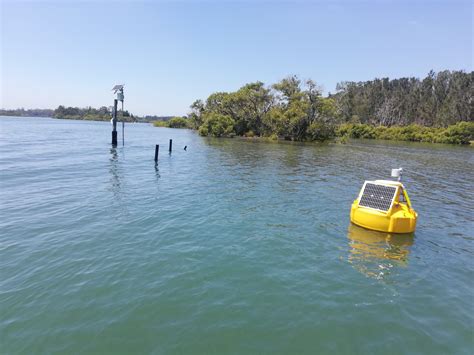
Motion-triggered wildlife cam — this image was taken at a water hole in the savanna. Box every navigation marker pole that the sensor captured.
[111,84,125,146]
[112,98,118,146]
[155,145,159,162]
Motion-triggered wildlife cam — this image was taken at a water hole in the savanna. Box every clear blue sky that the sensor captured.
[1,0,472,116]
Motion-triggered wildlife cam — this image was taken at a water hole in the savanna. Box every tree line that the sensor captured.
[53,105,135,122]
[334,70,472,126]
[53,106,173,123]
[0,108,54,117]
[0,106,172,123]
[182,70,473,143]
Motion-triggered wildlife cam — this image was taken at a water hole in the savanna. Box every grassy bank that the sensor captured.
[336,122,474,145]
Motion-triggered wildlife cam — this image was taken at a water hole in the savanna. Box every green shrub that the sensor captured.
[268,133,279,141]
[436,122,474,144]
[335,123,375,139]
[307,122,335,141]
[198,125,208,136]
[335,123,352,137]
[339,134,349,144]
[168,116,189,128]
[153,120,168,127]
[354,124,375,138]
[198,112,235,137]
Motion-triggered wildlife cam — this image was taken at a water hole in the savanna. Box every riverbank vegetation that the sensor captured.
[53,105,139,122]
[1,106,172,123]
[54,106,173,123]
[0,108,54,117]
[153,116,190,128]
[184,70,473,144]
[336,122,474,145]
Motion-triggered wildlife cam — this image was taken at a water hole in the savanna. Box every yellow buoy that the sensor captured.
[350,169,418,233]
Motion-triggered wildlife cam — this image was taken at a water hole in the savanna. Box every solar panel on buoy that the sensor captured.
[358,183,397,212]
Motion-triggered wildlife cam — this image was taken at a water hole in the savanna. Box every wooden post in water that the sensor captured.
[112,99,118,146]
[154,145,159,162]
[169,139,172,153]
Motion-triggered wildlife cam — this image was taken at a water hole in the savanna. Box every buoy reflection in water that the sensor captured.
[347,223,414,279]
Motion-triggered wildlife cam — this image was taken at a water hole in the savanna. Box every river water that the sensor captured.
[1,116,473,354]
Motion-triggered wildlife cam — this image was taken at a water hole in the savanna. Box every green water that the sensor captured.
[1,116,473,354]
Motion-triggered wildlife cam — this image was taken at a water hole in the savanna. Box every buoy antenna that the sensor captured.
[391,168,403,181]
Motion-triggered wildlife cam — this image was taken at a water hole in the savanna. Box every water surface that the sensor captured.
[1,116,473,354]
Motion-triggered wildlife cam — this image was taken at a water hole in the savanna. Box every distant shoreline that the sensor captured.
[0,114,159,124]
[0,107,174,123]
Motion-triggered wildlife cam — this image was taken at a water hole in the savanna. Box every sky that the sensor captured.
[1,0,472,116]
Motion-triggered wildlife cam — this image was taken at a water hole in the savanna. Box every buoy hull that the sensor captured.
[350,201,417,233]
